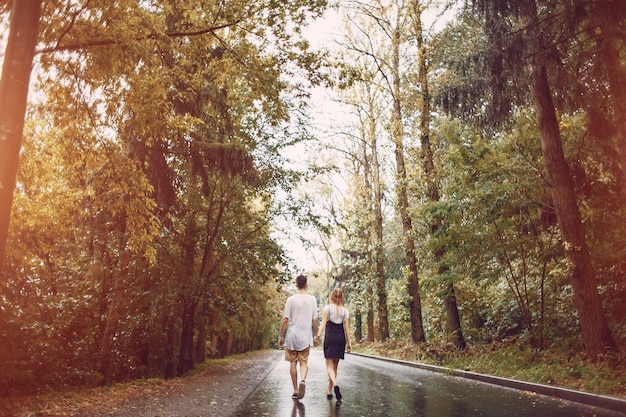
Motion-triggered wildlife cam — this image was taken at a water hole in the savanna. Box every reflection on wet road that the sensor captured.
[231,349,625,417]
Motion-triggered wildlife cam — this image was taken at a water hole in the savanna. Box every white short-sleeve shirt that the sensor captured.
[283,293,318,351]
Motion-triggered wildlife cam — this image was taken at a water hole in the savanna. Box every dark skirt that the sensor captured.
[323,321,346,359]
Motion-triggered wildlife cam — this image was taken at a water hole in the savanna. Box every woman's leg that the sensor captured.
[325,358,337,393]
[332,359,342,400]
[332,358,342,401]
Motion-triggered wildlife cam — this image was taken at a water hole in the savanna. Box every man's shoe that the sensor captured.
[298,380,306,399]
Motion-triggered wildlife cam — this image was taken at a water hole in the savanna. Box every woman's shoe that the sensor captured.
[327,394,333,400]
[333,385,342,401]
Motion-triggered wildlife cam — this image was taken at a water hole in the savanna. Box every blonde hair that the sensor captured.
[329,287,344,306]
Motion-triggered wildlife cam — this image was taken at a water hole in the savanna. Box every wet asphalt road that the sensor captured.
[231,349,625,417]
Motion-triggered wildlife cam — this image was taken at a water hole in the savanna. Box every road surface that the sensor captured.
[232,349,625,417]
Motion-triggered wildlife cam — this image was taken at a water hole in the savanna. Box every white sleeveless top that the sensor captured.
[324,304,349,324]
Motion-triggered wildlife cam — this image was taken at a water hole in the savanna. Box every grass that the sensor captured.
[353,339,626,399]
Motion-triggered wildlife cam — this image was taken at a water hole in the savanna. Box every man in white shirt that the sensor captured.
[278,274,319,399]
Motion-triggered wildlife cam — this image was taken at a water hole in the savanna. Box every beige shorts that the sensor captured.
[284,346,310,364]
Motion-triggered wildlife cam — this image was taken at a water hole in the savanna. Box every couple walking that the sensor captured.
[278,274,352,402]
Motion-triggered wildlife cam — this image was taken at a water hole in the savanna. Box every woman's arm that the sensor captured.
[317,307,328,338]
[344,315,352,352]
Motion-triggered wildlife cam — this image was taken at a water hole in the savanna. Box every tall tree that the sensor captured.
[388,2,423,343]
[464,0,617,356]
[410,0,464,348]
[583,0,626,190]
[0,0,42,272]
[346,84,385,342]
[368,86,391,340]
[341,6,394,340]
[364,80,389,341]
[361,133,377,343]
[518,0,615,356]
[347,0,425,342]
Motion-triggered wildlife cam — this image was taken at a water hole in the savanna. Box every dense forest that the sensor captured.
[0,0,624,396]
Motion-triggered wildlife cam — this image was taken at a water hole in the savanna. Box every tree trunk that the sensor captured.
[596,2,626,190]
[178,299,197,375]
[0,0,42,272]
[367,290,376,342]
[209,312,220,358]
[178,215,199,374]
[358,123,375,343]
[354,309,363,342]
[164,312,177,379]
[195,303,208,363]
[224,317,235,356]
[98,244,132,383]
[370,100,390,341]
[443,276,466,349]
[238,314,248,354]
[412,0,465,349]
[521,0,616,356]
[391,22,422,343]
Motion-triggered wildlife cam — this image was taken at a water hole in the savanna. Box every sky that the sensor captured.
[272,8,348,274]
[275,2,457,274]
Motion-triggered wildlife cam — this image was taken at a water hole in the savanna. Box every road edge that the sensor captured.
[350,352,626,415]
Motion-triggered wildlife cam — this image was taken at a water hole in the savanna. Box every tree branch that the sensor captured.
[36,20,243,54]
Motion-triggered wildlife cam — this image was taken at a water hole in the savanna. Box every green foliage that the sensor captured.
[355,340,626,398]
[1,0,331,394]
[417,111,577,346]
[447,344,626,397]
[430,9,527,128]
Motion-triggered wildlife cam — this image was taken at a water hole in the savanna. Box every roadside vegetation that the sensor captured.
[1,354,250,416]
[355,340,626,399]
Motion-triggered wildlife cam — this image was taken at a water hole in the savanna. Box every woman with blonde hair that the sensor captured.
[317,287,352,402]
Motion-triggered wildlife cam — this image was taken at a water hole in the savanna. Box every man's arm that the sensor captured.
[312,299,320,345]
[312,317,319,346]
[278,316,289,347]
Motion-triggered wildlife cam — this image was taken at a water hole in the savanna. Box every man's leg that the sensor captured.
[297,346,311,381]
[299,358,308,381]
[290,360,298,394]
[297,359,307,399]
[296,347,310,399]
[285,349,299,397]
